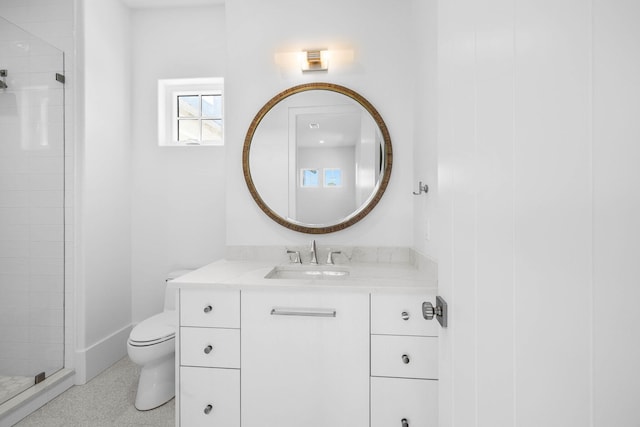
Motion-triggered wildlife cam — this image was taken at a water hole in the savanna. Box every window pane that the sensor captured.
[178,119,199,141]
[300,169,319,187]
[202,95,222,118]
[324,168,342,187]
[178,95,200,118]
[202,119,222,141]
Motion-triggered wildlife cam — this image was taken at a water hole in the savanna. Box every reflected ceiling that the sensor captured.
[296,112,361,148]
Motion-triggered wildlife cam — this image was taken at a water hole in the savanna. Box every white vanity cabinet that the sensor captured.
[370,293,439,427]
[176,282,438,427]
[177,289,241,427]
[241,289,370,427]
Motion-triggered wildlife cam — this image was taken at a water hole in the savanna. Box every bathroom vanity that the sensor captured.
[167,81,440,426]
[172,259,438,427]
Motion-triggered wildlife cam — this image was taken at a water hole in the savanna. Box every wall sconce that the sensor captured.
[301,49,328,72]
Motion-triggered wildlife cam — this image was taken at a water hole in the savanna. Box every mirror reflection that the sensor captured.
[243,83,392,234]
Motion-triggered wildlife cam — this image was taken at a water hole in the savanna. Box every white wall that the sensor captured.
[296,146,355,224]
[75,0,132,384]
[436,0,640,425]
[411,0,438,260]
[225,0,415,247]
[130,5,227,323]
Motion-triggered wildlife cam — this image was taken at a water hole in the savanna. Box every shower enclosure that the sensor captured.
[0,16,65,405]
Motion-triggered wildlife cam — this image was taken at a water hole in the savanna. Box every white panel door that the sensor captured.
[241,289,370,427]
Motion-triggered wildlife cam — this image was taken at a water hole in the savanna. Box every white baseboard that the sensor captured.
[74,324,132,385]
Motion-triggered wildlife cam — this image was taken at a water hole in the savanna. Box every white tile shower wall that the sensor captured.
[0,0,75,378]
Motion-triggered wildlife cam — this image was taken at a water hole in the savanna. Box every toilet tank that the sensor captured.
[164,270,194,311]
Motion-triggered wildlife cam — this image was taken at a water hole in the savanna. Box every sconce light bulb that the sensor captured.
[301,49,329,72]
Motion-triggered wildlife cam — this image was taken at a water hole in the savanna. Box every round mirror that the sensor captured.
[242,83,392,234]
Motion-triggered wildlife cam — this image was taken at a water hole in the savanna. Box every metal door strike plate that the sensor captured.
[422,296,448,328]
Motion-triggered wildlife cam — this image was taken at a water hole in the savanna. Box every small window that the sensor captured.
[176,94,223,142]
[300,169,319,187]
[324,168,342,187]
[158,78,224,146]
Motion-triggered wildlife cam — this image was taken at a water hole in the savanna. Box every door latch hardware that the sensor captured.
[422,296,448,327]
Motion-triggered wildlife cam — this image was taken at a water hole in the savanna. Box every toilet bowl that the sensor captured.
[127,270,192,411]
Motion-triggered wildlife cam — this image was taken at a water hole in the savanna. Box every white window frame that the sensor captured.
[158,77,224,147]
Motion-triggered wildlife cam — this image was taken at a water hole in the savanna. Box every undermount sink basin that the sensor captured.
[265,265,350,280]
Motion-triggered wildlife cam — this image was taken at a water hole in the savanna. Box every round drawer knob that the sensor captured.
[204,345,213,354]
[402,354,410,364]
[204,404,213,415]
[401,418,409,427]
[401,311,410,321]
[204,305,213,313]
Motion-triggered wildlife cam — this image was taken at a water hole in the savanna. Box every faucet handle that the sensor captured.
[309,240,318,265]
[286,250,301,264]
[326,250,342,265]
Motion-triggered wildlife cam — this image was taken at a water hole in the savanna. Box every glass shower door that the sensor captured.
[0,16,65,405]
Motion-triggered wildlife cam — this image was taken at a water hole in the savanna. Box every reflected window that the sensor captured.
[324,168,342,187]
[300,169,319,187]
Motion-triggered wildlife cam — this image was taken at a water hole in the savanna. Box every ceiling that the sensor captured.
[121,0,224,8]
[296,112,362,148]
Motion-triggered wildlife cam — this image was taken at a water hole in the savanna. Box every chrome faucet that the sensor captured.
[286,249,301,264]
[326,250,342,265]
[309,240,318,264]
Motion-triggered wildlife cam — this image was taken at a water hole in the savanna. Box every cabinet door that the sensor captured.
[241,289,369,427]
[371,377,438,427]
[180,367,239,427]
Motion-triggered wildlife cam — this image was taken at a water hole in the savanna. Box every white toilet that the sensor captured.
[127,270,192,411]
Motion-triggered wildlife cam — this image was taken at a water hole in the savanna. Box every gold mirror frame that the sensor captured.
[242,82,393,234]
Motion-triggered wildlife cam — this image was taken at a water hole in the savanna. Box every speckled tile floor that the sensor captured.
[0,376,32,406]
[14,357,174,427]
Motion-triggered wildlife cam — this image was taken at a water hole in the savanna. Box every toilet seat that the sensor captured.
[129,311,176,347]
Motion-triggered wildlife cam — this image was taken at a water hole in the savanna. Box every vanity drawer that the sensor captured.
[371,293,438,337]
[371,335,438,380]
[180,289,240,328]
[180,367,239,427]
[180,327,240,368]
[371,377,437,427]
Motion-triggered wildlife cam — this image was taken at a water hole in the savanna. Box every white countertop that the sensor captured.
[169,259,437,294]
